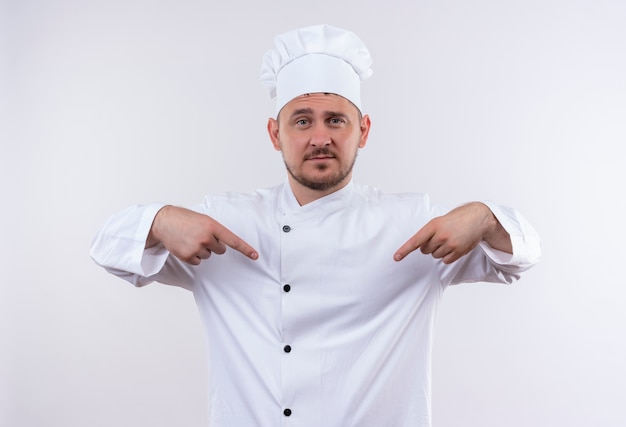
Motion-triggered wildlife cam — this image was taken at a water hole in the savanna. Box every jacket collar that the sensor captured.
[280,180,355,218]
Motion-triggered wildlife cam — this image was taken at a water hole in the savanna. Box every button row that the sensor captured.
[281,224,293,420]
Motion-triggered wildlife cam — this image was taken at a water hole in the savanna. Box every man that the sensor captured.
[91,24,540,427]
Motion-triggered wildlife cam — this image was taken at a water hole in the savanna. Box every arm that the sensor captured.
[394,201,534,265]
[90,203,258,286]
[147,205,258,264]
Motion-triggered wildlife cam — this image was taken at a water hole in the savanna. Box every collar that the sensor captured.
[280,180,355,219]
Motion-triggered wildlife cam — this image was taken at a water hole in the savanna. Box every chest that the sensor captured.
[211,207,437,325]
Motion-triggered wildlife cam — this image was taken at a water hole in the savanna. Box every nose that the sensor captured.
[310,123,331,147]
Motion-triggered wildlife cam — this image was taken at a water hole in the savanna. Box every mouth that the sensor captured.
[305,149,336,161]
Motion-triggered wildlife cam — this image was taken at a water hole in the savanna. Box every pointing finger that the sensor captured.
[213,224,259,260]
[394,223,434,262]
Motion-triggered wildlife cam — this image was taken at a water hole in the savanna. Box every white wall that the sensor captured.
[2,0,625,426]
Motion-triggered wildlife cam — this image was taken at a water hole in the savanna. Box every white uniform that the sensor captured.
[91,181,541,427]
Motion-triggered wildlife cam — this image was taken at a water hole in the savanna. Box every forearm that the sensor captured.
[440,202,539,285]
[479,200,541,269]
[90,202,169,277]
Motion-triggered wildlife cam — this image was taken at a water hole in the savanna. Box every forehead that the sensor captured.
[279,93,359,119]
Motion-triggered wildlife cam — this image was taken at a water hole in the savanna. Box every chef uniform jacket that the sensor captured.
[91,180,541,427]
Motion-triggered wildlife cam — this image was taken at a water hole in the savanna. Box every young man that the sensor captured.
[91,24,540,427]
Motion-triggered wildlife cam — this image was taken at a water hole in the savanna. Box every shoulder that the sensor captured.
[203,184,281,203]
[197,184,282,215]
[346,183,451,233]
[352,183,436,212]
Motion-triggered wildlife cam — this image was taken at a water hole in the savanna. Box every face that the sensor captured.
[267,93,371,203]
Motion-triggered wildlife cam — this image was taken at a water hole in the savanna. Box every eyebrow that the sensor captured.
[290,108,314,118]
[289,108,349,120]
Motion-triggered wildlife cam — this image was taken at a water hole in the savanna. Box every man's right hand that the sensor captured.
[146,206,258,265]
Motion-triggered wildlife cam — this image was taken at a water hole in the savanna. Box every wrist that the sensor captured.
[477,202,512,254]
[146,205,171,249]
[477,202,498,237]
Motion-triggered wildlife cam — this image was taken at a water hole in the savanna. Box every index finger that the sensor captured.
[393,223,434,262]
[213,224,259,260]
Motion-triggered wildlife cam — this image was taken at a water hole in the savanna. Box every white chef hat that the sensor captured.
[260,24,373,115]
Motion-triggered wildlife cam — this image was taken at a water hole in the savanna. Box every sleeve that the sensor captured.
[479,201,542,270]
[90,203,171,287]
[439,201,541,287]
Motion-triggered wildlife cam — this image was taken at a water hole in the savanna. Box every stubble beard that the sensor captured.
[284,147,359,192]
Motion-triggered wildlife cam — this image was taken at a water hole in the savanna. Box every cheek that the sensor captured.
[277,142,295,161]
[279,134,308,153]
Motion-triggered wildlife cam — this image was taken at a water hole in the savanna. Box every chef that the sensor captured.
[91,24,541,427]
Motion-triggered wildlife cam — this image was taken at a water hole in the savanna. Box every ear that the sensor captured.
[267,118,281,151]
[358,114,371,148]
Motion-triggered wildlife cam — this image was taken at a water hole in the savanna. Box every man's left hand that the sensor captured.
[393,202,511,264]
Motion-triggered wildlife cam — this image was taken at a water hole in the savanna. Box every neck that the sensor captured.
[288,175,352,206]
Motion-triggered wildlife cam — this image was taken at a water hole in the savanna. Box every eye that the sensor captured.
[328,117,346,126]
[295,118,310,126]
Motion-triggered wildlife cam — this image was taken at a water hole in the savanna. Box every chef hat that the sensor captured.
[260,24,373,115]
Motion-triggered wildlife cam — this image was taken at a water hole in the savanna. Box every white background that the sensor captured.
[2,0,625,426]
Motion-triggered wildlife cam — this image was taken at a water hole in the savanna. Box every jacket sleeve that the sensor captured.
[439,201,541,287]
[480,201,542,270]
[90,203,172,287]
